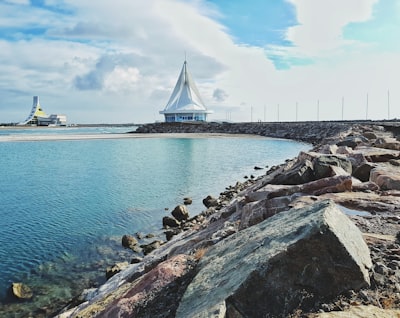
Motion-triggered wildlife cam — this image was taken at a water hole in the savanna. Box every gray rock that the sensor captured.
[203,195,219,208]
[162,216,180,228]
[272,158,315,185]
[337,136,367,149]
[172,205,190,221]
[353,162,375,182]
[313,155,352,179]
[176,200,372,318]
[363,131,377,140]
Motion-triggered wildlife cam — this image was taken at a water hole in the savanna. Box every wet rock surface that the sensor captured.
[49,121,400,317]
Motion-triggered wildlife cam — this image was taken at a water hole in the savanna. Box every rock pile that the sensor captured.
[57,122,400,318]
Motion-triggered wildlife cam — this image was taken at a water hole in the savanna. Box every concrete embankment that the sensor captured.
[57,121,400,318]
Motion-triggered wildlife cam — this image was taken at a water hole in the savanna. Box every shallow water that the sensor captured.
[0,127,310,316]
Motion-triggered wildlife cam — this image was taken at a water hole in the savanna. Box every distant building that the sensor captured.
[159,60,212,122]
[18,96,67,126]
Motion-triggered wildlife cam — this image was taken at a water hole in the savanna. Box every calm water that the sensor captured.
[0,127,309,316]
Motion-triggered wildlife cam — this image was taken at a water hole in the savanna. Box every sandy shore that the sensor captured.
[0,132,267,142]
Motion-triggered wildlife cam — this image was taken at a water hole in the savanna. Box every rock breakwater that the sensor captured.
[58,121,400,317]
[134,121,356,145]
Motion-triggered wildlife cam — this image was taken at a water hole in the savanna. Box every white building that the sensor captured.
[18,96,67,126]
[159,61,212,122]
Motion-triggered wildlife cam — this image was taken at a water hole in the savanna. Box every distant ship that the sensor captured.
[18,96,67,126]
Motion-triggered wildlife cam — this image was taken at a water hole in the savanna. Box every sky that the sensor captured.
[0,0,399,124]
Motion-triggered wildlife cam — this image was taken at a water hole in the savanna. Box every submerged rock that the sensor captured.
[106,262,129,279]
[10,282,33,300]
[121,234,138,249]
[141,240,163,255]
[176,200,372,318]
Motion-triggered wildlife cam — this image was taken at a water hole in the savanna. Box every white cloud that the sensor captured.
[0,0,399,124]
[285,0,378,56]
[104,67,141,93]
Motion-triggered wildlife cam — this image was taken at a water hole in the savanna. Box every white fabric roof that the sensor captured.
[160,61,209,114]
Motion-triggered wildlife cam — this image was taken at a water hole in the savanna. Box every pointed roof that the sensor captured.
[160,61,210,114]
[18,96,48,125]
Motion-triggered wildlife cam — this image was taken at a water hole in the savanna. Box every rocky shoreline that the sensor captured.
[50,121,400,317]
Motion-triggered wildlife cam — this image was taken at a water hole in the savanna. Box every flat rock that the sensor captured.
[370,164,400,190]
[310,305,400,317]
[353,146,400,162]
[176,200,372,318]
[98,254,195,318]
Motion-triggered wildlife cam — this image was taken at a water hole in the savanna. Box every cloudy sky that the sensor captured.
[0,0,399,124]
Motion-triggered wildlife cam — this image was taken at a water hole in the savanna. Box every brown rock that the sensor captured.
[353,146,400,162]
[106,262,129,280]
[121,234,138,249]
[353,162,376,182]
[98,255,195,318]
[311,305,400,317]
[203,195,219,208]
[10,282,33,300]
[172,205,190,221]
[163,216,180,228]
[370,164,400,190]
[141,240,163,255]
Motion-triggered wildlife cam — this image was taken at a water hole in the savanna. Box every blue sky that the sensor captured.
[0,0,399,123]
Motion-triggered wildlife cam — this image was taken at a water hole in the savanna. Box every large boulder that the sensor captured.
[97,255,195,318]
[172,205,190,221]
[162,216,181,228]
[176,200,372,318]
[313,155,352,179]
[370,164,400,190]
[270,159,315,185]
[202,195,219,208]
[354,146,400,162]
[353,162,376,182]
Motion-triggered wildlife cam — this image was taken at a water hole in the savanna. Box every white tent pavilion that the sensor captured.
[160,61,212,122]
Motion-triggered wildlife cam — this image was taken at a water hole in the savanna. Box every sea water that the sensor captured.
[0,127,310,316]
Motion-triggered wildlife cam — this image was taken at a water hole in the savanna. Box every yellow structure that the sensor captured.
[19,96,67,126]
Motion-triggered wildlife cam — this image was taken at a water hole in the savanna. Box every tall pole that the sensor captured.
[277,104,280,122]
[251,106,253,123]
[366,93,369,120]
[296,102,298,122]
[341,96,344,121]
[264,104,266,122]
